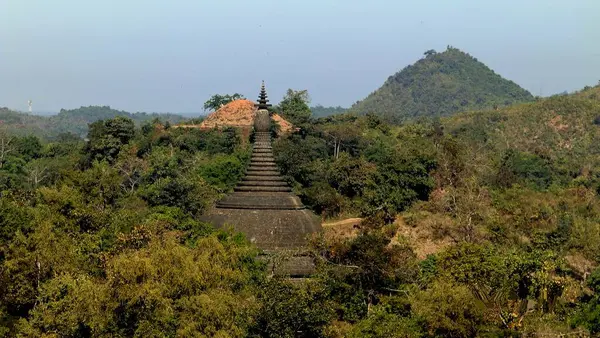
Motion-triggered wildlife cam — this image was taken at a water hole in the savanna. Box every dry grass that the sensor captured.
[392,215,453,259]
[322,218,362,241]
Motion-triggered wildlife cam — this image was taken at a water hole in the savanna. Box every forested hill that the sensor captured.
[0,106,186,138]
[348,47,534,123]
[310,105,347,118]
[52,106,186,137]
[446,84,600,161]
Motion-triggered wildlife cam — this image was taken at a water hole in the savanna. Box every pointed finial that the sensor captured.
[255,81,272,110]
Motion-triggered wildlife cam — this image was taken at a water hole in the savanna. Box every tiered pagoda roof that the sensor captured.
[255,81,272,110]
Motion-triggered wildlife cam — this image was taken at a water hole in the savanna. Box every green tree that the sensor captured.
[423,49,437,57]
[410,281,486,337]
[15,233,262,337]
[495,149,554,190]
[348,304,423,338]
[250,278,335,338]
[140,176,216,216]
[571,267,600,333]
[14,135,42,161]
[196,152,248,192]
[361,139,436,222]
[322,122,362,158]
[84,117,135,164]
[0,131,15,169]
[203,93,245,111]
[328,153,375,198]
[279,89,312,125]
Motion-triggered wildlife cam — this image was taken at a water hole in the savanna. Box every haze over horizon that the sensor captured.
[1,0,599,113]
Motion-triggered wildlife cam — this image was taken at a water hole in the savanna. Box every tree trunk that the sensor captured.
[0,136,14,169]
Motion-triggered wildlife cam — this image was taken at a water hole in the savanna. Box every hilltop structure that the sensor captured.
[198,91,292,134]
[202,82,322,276]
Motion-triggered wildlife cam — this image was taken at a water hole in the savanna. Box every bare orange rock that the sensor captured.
[271,113,293,133]
[197,99,293,133]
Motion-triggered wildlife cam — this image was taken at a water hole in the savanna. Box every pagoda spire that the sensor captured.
[255,80,272,110]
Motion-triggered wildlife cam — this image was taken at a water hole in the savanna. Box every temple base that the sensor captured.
[258,252,317,278]
[200,207,321,276]
[201,207,321,250]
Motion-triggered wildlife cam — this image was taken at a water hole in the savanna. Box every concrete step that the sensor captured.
[251,155,275,160]
[235,186,292,192]
[246,167,279,172]
[251,158,275,162]
[243,176,285,182]
[248,163,278,168]
[251,159,276,164]
[237,181,288,187]
[245,170,281,176]
[247,167,279,172]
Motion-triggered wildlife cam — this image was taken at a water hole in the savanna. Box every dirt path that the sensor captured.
[322,218,362,227]
[321,218,362,240]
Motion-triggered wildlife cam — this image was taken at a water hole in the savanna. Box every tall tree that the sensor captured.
[279,89,312,125]
[85,117,135,164]
[203,93,245,111]
[0,132,14,169]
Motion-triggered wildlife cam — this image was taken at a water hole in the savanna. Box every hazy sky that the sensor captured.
[1,0,599,113]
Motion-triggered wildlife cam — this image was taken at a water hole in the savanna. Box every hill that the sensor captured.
[348,46,534,122]
[51,106,186,137]
[198,99,293,133]
[310,105,347,118]
[0,106,186,138]
[444,84,600,178]
[0,107,48,136]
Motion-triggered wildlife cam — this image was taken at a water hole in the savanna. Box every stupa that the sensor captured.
[202,82,322,276]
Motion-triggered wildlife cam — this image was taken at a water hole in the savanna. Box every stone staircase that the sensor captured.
[216,131,305,210]
[234,131,292,193]
[201,84,322,277]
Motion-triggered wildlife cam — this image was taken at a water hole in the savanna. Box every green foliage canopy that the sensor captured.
[348,47,534,123]
[203,93,245,112]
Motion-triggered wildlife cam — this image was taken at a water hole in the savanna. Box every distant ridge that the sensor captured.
[0,106,186,138]
[348,47,534,123]
[310,105,347,118]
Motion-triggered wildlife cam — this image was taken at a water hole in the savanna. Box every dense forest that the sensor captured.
[1,85,600,337]
[0,106,186,139]
[349,47,535,123]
